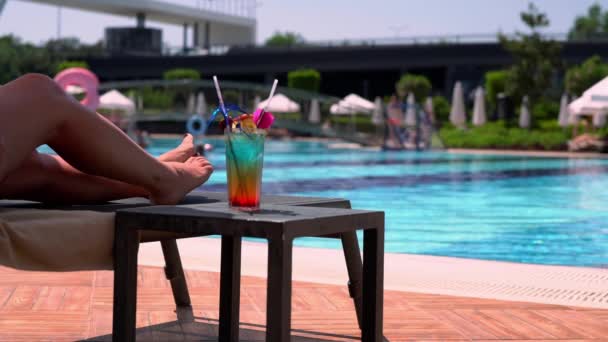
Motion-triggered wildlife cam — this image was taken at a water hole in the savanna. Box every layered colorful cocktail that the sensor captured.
[211,76,277,211]
[225,131,265,210]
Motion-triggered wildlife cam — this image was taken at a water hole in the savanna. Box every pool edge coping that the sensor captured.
[138,238,608,309]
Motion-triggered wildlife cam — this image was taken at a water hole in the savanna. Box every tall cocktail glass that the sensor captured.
[225,132,265,211]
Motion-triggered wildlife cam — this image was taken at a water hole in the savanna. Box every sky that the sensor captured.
[0,0,604,46]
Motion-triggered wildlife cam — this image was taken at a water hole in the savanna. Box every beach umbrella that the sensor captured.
[187,93,196,114]
[195,92,207,115]
[568,96,579,125]
[519,95,531,128]
[472,86,486,126]
[404,92,417,126]
[99,89,135,115]
[136,95,143,111]
[449,81,466,127]
[424,96,435,124]
[253,95,261,110]
[129,94,138,112]
[308,98,321,123]
[66,84,85,95]
[558,93,569,127]
[372,97,384,125]
[330,93,375,115]
[257,93,300,113]
[593,113,607,127]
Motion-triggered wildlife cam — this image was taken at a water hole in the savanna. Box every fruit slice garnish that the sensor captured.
[239,114,257,133]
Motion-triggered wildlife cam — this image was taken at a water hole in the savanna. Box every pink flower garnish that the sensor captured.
[253,108,275,129]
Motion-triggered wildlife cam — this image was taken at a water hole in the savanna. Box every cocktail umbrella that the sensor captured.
[519,95,531,128]
[309,98,321,123]
[449,81,466,127]
[472,86,487,126]
[404,92,417,126]
[195,92,207,116]
[372,97,384,125]
[187,93,196,114]
[558,93,569,127]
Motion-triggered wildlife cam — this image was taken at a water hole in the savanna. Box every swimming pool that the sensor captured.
[66,138,608,267]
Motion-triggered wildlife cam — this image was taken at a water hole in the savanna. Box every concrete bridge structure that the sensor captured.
[15,0,257,48]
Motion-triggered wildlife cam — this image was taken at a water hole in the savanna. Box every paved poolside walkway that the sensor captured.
[1,265,607,341]
[138,238,608,309]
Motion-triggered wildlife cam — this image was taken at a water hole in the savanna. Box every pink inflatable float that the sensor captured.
[54,67,100,111]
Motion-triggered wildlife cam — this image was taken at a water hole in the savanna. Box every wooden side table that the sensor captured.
[113,202,384,342]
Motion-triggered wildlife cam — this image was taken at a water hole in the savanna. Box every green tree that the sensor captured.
[568,3,608,41]
[565,55,608,96]
[265,31,305,47]
[499,3,562,107]
[484,70,509,112]
[0,36,21,84]
[395,74,431,101]
[287,68,321,92]
[0,35,104,84]
[56,60,89,74]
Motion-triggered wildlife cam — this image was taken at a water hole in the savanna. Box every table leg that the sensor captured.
[341,231,364,329]
[362,227,384,342]
[266,237,293,342]
[219,235,242,342]
[161,239,191,307]
[112,226,140,342]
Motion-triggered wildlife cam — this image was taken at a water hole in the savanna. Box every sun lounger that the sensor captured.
[0,191,366,332]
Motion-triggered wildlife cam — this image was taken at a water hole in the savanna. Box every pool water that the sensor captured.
[44,138,608,267]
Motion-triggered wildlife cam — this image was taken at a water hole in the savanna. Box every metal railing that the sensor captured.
[162,31,579,56]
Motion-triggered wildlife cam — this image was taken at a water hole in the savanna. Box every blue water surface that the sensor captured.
[41,138,608,267]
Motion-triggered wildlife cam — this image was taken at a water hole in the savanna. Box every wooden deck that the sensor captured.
[0,265,607,341]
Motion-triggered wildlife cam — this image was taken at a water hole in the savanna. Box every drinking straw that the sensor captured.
[256,79,278,126]
[213,75,230,135]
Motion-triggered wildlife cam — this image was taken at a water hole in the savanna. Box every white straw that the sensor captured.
[213,75,225,110]
[263,79,278,112]
[213,75,230,134]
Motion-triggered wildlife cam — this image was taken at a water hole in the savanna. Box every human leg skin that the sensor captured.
[0,74,212,204]
[0,152,147,203]
[0,135,202,203]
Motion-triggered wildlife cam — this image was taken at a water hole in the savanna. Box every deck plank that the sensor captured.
[0,265,606,341]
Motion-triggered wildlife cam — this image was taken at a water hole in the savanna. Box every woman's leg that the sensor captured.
[0,152,146,203]
[0,150,209,203]
[0,74,212,204]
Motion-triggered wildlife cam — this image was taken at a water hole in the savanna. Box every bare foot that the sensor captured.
[149,157,214,205]
[158,134,196,162]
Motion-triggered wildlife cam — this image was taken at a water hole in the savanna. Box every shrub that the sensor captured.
[395,74,431,101]
[439,121,569,150]
[56,60,88,73]
[330,115,375,133]
[139,87,174,110]
[222,89,240,105]
[287,68,321,92]
[432,95,450,123]
[163,68,200,80]
[484,70,508,112]
[531,99,559,122]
